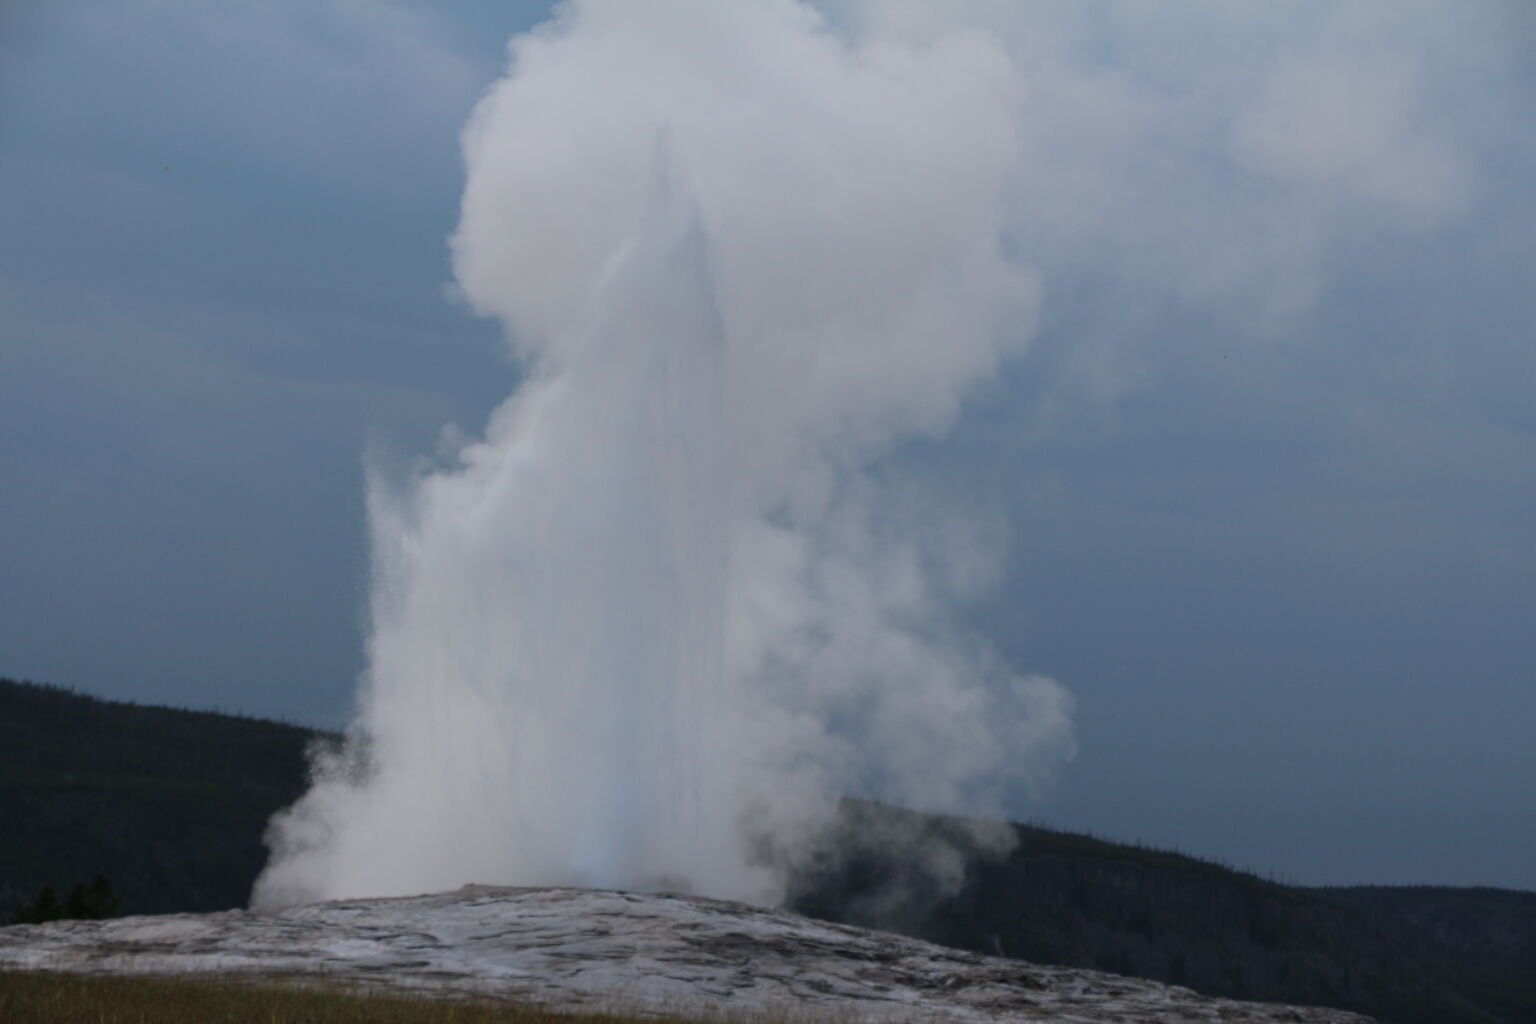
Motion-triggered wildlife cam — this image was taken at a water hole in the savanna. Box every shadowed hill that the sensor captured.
[0,676,332,917]
[1,676,1530,1023]
[1309,886,1536,973]
[786,799,1535,1024]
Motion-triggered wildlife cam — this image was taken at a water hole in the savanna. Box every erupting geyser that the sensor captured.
[254,0,1075,910]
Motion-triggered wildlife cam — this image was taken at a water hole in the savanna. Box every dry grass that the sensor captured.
[0,969,889,1024]
[0,969,664,1024]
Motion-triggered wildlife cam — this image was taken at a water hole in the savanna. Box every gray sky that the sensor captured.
[2,0,1532,891]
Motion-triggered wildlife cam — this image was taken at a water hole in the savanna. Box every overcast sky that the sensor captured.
[1,0,1532,891]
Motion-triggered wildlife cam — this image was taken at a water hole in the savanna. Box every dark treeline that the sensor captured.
[2,676,1531,1024]
[787,799,1536,1024]
[0,677,328,918]
[11,874,118,924]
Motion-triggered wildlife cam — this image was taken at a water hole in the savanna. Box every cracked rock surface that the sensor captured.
[0,885,1372,1023]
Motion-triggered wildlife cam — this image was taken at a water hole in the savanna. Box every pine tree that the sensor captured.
[11,876,119,924]
[84,875,119,918]
[65,882,89,919]
[11,884,62,925]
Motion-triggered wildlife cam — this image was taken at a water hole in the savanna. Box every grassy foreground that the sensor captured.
[0,969,722,1024]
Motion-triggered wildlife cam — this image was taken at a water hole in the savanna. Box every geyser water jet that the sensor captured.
[255,0,1075,910]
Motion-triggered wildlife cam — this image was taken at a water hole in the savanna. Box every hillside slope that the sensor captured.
[0,676,326,917]
[1,676,1530,1023]
[787,800,1535,1024]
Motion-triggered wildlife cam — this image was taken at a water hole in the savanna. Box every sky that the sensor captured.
[1,0,1532,892]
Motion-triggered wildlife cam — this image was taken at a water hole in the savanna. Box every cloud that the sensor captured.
[829,0,1484,374]
[1231,53,1467,220]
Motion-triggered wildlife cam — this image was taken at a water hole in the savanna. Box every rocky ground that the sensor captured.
[0,885,1373,1023]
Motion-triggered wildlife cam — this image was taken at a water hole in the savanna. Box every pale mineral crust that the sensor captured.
[0,885,1373,1023]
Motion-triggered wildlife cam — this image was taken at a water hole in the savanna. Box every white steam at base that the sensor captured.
[254,0,1075,910]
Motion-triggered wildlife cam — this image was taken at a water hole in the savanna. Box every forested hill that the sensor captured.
[0,676,329,917]
[787,800,1536,1024]
[2,675,1532,1024]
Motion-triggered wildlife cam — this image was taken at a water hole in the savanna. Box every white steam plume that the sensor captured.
[255,0,1074,909]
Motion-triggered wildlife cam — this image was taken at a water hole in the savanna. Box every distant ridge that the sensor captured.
[2,675,1531,1023]
[788,799,1536,1024]
[0,676,328,918]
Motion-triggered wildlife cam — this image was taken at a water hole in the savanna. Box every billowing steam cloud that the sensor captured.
[254,0,1075,909]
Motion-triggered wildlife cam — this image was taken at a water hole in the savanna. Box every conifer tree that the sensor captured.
[11,876,119,924]
[11,884,61,925]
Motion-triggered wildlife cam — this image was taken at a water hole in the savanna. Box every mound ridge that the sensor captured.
[0,884,1370,1023]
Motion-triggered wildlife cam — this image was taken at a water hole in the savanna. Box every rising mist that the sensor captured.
[254,0,1075,910]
